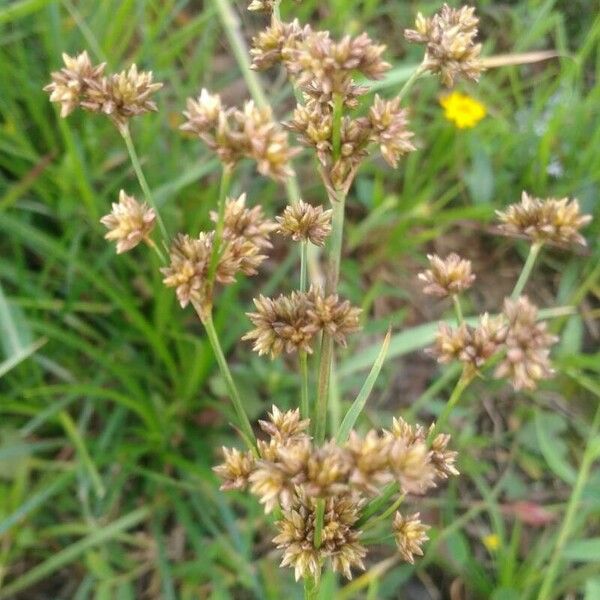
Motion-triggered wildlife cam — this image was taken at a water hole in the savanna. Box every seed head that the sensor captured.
[368,95,416,167]
[182,92,298,181]
[273,490,366,581]
[251,18,309,70]
[81,64,162,132]
[405,4,484,87]
[243,291,319,358]
[495,296,558,390]
[418,253,475,298]
[258,405,310,445]
[428,430,460,479]
[496,191,592,247]
[345,430,393,494]
[307,287,362,346]
[100,190,156,254]
[393,512,429,563]
[213,447,255,491]
[276,201,332,246]
[44,51,106,118]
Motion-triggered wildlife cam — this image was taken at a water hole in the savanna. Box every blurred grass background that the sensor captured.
[1,0,599,598]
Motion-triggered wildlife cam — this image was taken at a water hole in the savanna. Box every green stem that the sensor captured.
[304,576,319,600]
[313,498,326,548]
[300,241,308,292]
[537,398,600,600]
[363,493,405,531]
[428,370,474,442]
[511,242,543,299]
[452,294,464,325]
[121,126,168,243]
[357,482,398,527]
[332,93,344,161]
[300,351,310,420]
[207,166,233,295]
[200,311,256,455]
[144,237,166,264]
[397,64,426,103]
[315,191,346,443]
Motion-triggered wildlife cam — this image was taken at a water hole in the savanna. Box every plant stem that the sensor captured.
[332,93,344,161]
[207,166,233,295]
[428,369,474,442]
[537,398,600,600]
[511,242,543,299]
[313,498,326,548]
[357,482,398,527]
[200,310,256,454]
[315,191,346,443]
[452,294,464,325]
[300,351,310,420]
[300,241,308,292]
[120,126,168,243]
[304,576,319,600]
[397,64,426,103]
[144,237,166,264]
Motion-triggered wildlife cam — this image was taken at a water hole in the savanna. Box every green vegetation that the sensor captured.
[1,0,599,598]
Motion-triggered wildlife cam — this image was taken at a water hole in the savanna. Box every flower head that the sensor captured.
[100,190,156,254]
[81,64,162,132]
[496,192,592,247]
[307,287,362,346]
[276,201,332,246]
[44,51,105,118]
[418,253,475,298]
[213,447,255,491]
[495,296,558,390]
[440,91,486,129]
[405,4,484,87]
[393,512,429,563]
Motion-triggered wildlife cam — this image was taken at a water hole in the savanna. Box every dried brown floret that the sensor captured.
[81,64,162,132]
[307,288,362,346]
[368,95,416,167]
[213,447,256,491]
[495,296,558,390]
[243,291,319,358]
[181,91,298,181]
[428,430,459,479]
[273,489,365,581]
[496,191,592,247]
[393,512,430,564]
[44,51,105,118]
[258,405,310,445]
[100,190,156,254]
[418,253,475,298]
[251,18,310,70]
[345,430,393,494]
[405,4,484,87]
[276,201,332,246]
[430,314,506,370]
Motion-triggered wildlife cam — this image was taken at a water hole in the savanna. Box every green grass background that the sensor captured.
[0,0,599,598]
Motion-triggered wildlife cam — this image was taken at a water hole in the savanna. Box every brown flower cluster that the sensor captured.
[276,201,332,246]
[496,191,591,247]
[100,190,156,254]
[181,89,298,181]
[430,297,557,390]
[162,194,275,311]
[45,52,162,132]
[495,296,558,390]
[251,19,415,192]
[418,253,476,298]
[405,4,484,87]
[243,287,361,358]
[214,407,458,579]
[393,512,430,564]
[431,314,507,371]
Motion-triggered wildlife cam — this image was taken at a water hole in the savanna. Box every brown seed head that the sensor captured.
[44,51,106,118]
[251,18,309,70]
[213,447,256,491]
[276,201,332,246]
[405,4,484,87]
[495,296,558,390]
[81,64,162,132]
[100,190,156,254]
[418,253,475,298]
[345,430,393,494]
[307,287,362,346]
[259,405,310,445]
[496,191,592,247]
[393,512,430,563]
[273,489,366,581]
[428,430,460,479]
[369,95,416,167]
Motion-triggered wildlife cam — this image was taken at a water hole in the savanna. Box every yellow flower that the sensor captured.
[440,91,486,129]
[483,533,500,552]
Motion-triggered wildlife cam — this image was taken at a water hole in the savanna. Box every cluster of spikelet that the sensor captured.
[215,406,457,580]
[420,191,590,390]
[251,16,416,193]
[44,51,162,133]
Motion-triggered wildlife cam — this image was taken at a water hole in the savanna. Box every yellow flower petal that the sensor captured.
[440,91,486,129]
